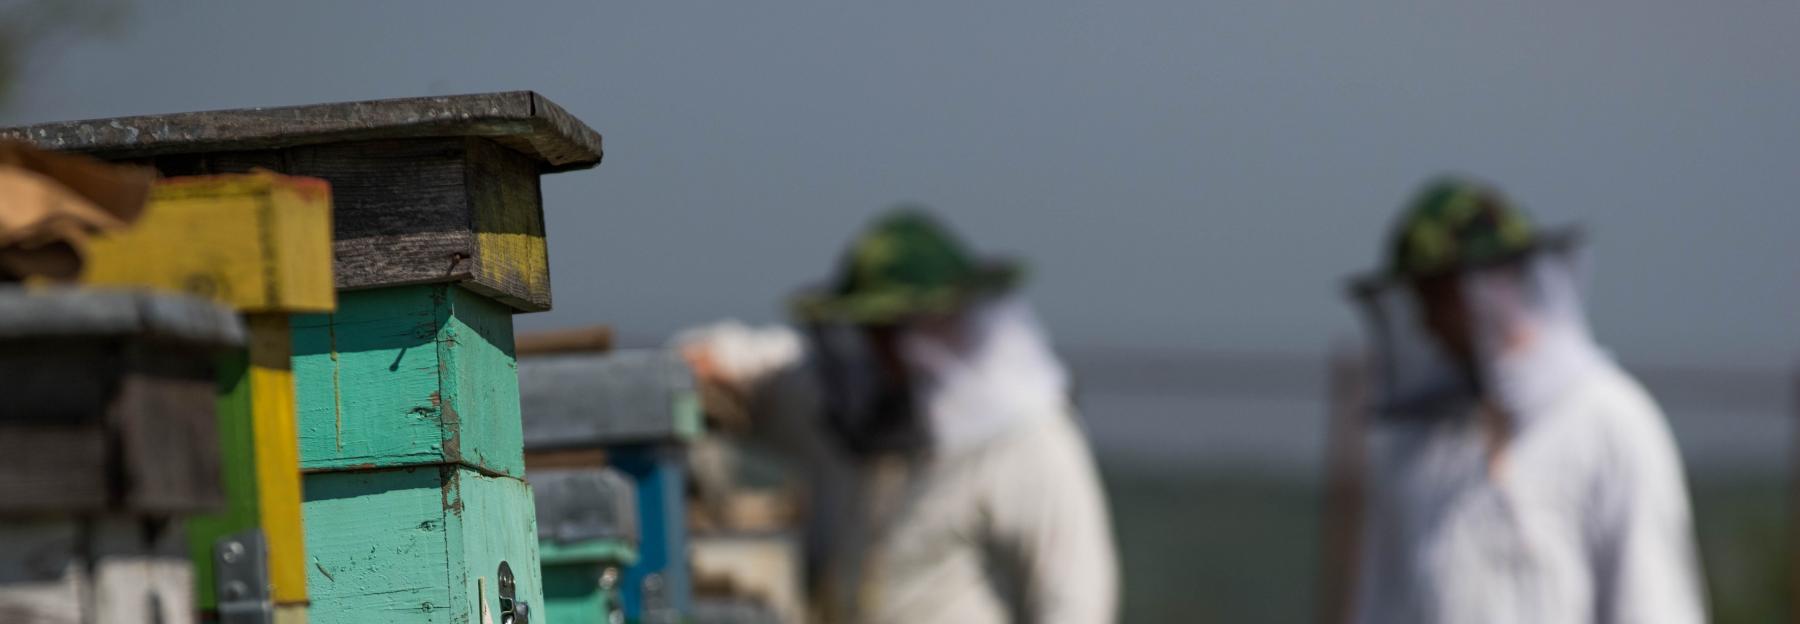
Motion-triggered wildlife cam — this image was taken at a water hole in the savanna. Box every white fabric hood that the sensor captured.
[900,295,1072,453]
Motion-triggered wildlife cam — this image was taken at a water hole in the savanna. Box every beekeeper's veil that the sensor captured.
[790,207,1032,455]
[1348,177,1606,424]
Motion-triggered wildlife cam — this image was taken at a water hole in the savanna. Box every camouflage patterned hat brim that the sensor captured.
[1346,227,1583,301]
[789,261,1023,325]
[1385,176,1542,280]
[1390,226,1584,282]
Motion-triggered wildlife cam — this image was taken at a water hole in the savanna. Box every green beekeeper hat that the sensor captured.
[1384,175,1576,280]
[790,207,1024,325]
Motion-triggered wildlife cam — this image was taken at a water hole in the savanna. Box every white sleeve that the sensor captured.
[673,320,806,390]
[1589,403,1707,624]
[984,416,1120,624]
[674,320,827,455]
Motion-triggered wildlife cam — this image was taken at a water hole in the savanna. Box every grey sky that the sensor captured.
[8,1,1797,371]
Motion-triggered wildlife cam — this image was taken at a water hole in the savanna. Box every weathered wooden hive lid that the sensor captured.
[0,286,244,347]
[519,349,703,449]
[533,467,639,547]
[0,91,603,172]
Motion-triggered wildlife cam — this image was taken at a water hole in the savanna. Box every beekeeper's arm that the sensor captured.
[1589,402,1707,624]
[677,321,809,426]
[984,417,1120,624]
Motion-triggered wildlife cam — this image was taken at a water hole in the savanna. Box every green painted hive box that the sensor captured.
[293,284,525,476]
[305,465,543,623]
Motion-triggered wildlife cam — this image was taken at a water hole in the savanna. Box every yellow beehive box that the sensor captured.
[81,172,335,313]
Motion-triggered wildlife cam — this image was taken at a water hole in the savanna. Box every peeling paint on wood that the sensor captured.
[293,284,523,477]
[303,466,543,624]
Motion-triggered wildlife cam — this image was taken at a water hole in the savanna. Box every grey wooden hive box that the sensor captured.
[0,91,604,311]
[0,287,243,516]
[533,468,639,546]
[519,350,703,449]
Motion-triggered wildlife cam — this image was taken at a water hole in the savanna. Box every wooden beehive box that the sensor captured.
[0,288,242,624]
[1,92,605,624]
[0,288,241,513]
[79,173,336,313]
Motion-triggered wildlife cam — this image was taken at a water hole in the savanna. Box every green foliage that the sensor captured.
[1692,476,1791,623]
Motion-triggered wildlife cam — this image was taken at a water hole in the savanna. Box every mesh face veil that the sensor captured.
[1460,242,1610,426]
[806,294,1071,456]
[806,321,930,456]
[1351,276,1481,421]
[1351,236,1604,423]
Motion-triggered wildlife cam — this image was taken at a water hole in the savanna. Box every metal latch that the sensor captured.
[214,530,273,624]
[498,561,530,624]
[600,566,625,624]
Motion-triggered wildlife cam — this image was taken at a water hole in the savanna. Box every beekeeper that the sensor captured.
[1344,177,1706,623]
[680,208,1118,624]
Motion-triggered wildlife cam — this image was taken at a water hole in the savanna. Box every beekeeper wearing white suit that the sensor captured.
[680,208,1118,624]
[1344,177,1707,623]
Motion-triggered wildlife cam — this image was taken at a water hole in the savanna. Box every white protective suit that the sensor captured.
[1351,249,1707,624]
[680,296,1118,624]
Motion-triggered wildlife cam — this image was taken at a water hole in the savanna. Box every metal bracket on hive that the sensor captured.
[214,530,274,624]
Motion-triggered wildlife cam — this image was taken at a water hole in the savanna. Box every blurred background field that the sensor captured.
[1076,350,1792,622]
[1101,463,1789,622]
